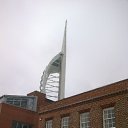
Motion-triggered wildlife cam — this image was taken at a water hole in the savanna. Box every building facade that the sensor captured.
[38,79,128,128]
[0,103,38,128]
[0,79,128,128]
[0,91,52,128]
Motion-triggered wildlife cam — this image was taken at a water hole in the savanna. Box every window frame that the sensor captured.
[45,120,53,128]
[61,116,69,128]
[80,112,90,128]
[12,121,32,128]
[103,107,116,128]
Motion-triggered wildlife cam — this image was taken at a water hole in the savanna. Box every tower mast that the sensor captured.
[59,20,67,99]
[40,21,67,101]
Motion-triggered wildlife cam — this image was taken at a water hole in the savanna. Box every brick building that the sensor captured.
[0,91,52,128]
[0,103,38,128]
[0,79,128,128]
[38,79,128,128]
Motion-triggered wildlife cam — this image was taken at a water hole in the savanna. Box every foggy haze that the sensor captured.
[0,0,128,98]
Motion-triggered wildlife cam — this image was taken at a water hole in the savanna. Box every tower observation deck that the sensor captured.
[40,21,67,101]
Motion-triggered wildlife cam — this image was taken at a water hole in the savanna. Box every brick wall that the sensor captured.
[39,79,128,113]
[38,79,128,128]
[0,103,38,128]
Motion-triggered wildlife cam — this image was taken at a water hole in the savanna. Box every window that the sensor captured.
[13,99,21,106]
[6,97,35,110]
[6,98,13,104]
[21,99,27,108]
[12,121,32,128]
[61,116,69,128]
[46,120,52,128]
[6,97,28,108]
[80,112,90,128]
[103,107,115,128]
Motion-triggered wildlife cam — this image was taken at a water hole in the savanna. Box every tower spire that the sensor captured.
[59,20,67,99]
[40,21,67,101]
[61,20,67,54]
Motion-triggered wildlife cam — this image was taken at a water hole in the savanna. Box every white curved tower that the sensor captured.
[40,21,67,101]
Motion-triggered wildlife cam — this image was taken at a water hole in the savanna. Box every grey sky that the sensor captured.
[0,0,128,98]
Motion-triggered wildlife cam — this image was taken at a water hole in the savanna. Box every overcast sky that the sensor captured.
[0,0,128,98]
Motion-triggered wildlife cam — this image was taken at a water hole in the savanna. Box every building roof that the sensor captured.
[39,79,128,114]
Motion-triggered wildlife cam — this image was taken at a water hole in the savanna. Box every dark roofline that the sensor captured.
[39,88,128,114]
[42,78,128,104]
[0,94,37,99]
[39,78,128,113]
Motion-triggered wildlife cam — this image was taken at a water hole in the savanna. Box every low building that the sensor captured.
[0,91,52,128]
[0,79,128,128]
[0,103,38,128]
[38,79,128,128]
